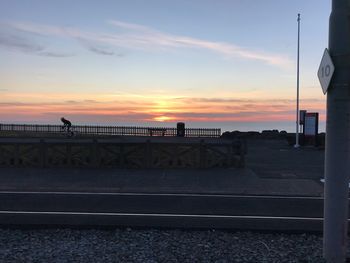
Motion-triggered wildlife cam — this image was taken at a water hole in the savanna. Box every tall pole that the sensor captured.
[324,0,350,262]
[295,14,301,148]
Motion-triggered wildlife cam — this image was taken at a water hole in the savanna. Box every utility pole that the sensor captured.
[295,14,301,148]
[324,0,350,262]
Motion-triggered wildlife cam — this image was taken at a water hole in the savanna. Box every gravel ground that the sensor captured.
[0,228,326,263]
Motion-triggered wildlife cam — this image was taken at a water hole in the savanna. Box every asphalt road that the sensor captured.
[247,138,324,180]
[0,138,326,230]
[0,191,327,231]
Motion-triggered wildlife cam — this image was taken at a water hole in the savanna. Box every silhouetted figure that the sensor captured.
[61,117,72,132]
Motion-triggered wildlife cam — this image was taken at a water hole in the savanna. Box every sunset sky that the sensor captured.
[0,0,330,131]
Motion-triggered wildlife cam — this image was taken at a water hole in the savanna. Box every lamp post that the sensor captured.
[295,13,301,148]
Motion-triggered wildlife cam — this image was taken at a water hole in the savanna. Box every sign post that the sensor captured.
[323,0,350,262]
[318,49,335,94]
[299,110,306,134]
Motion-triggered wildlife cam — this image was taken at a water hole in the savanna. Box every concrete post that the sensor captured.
[324,0,350,262]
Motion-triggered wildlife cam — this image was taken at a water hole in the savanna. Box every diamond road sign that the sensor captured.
[318,48,335,94]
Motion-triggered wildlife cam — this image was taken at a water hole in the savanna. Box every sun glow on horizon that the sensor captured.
[0,90,326,125]
[153,116,174,122]
[0,86,326,123]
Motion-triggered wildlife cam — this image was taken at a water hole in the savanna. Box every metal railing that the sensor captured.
[0,123,221,138]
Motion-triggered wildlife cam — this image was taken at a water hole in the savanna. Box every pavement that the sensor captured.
[0,138,325,197]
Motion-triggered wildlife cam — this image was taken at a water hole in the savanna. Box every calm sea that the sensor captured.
[74,121,326,133]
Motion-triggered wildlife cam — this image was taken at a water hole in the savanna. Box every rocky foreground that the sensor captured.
[0,228,327,263]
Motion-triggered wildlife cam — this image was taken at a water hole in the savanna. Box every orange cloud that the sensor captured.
[0,92,326,125]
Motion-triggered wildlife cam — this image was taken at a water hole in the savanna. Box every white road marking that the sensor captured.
[0,191,323,200]
[0,210,323,221]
